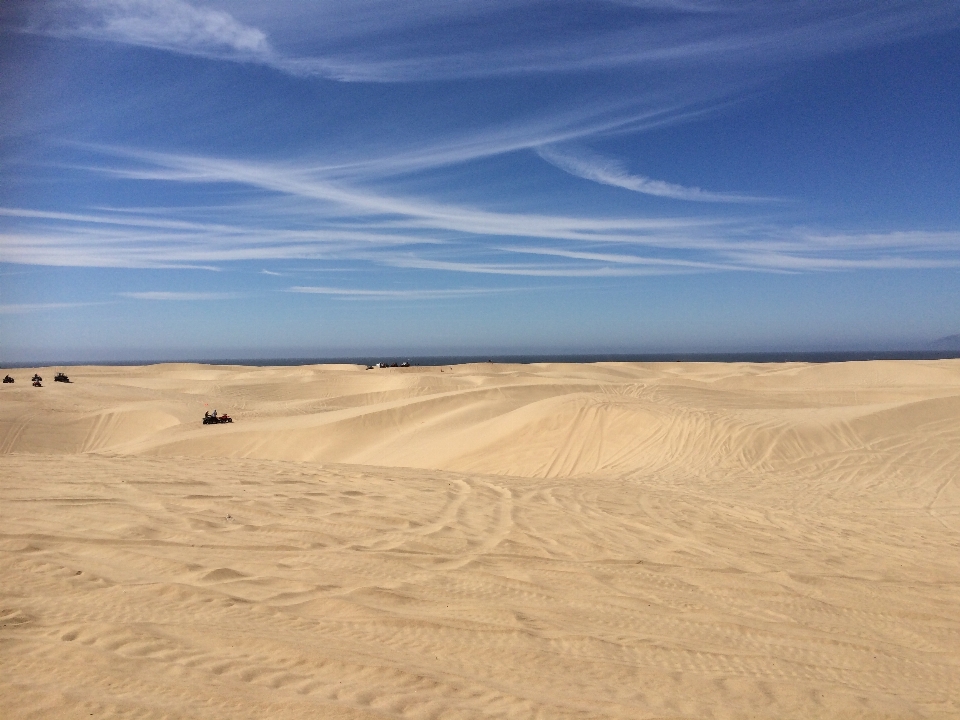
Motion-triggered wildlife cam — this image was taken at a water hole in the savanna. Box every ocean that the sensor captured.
[10,350,959,368]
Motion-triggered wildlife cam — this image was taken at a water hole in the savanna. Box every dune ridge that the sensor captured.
[2,361,959,718]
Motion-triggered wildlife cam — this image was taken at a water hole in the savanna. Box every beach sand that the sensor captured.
[2,360,959,719]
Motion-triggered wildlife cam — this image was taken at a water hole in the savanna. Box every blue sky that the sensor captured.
[2,0,959,361]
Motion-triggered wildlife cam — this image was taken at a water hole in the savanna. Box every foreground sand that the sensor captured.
[2,361,959,719]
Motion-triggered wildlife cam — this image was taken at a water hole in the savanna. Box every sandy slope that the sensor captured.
[1,361,959,719]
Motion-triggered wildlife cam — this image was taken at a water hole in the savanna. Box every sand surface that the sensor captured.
[2,360,959,719]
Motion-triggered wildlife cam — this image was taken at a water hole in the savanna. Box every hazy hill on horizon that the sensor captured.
[931,333,960,350]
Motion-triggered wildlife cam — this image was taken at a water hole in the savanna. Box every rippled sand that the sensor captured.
[2,361,959,719]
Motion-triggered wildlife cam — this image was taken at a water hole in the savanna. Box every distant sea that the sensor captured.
[216,350,960,366]
[9,350,960,368]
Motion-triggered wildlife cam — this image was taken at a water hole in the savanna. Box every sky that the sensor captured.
[1,0,960,362]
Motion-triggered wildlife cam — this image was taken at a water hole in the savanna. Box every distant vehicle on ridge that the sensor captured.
[203,410,234,425]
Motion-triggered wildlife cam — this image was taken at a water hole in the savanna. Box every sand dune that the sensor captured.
[2,361,959,718]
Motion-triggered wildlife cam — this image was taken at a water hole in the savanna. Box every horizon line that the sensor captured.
[4,349,960,369]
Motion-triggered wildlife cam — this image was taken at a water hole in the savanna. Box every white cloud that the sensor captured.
[500,245,738,271]
[4,143,960,275]
[383,257,696,277]
[266,2,960,83]
[287,286,510,300]
[5,149,960,275]
[21,1,960,83]
[536,145,772,203]
[723,253,960,272]
[45,0,272,61]
[0,206,239,232]
[80,146,725,245]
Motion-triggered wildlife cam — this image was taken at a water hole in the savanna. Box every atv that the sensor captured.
[54,372,71,383]
[203,412,234,425]
[2,375,13,384]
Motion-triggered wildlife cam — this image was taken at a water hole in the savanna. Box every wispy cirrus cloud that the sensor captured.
[26,0,272,63]
[287,286,512,300]
[500,245,740,271]
[18,1,960,83]
[536,145,772,203]
[0,206,242,232]
[380,257,699,277]
[724,253,960,272]
[4,146,960,275]
[74,147,727,241]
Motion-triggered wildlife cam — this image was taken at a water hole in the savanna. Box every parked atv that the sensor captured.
[203,411,234,425]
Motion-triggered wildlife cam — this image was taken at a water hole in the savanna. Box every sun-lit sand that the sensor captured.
[2,360,959,719]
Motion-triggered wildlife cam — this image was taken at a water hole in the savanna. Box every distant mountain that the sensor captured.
[930,334,960,351]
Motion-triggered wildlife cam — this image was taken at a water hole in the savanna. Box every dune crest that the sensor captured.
[4,360,959,480]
